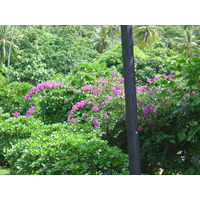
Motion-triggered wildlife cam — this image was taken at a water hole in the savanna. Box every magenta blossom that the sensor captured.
[69,118,76,123]
[184,93,190,97]
[97,77,107,85]
[25,106,36,118]
[93,118,100,129]
[148,90,156,95]
[105,96,112,100]
[138,126,143,132]
[82,113,88,117]
[142,115,148,120]
[147,76,160,84]
[143,105,155,114]
[118,77,124,83]
[92,105,100,112]
[101,102,107,106]
[103,112,108,118]
[24,82,63,101]
[110,71,118,77]
[137,99,145,105]
[136,86,146,93]
[163,103,168,107]
[13,112,20,118]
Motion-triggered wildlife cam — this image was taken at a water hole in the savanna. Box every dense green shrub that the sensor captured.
[0,81,33,114]
[0,116,44,165]
[5,126,128,175]
[36,86,87,124]
[9,65,56,85]
[0,72,6,85]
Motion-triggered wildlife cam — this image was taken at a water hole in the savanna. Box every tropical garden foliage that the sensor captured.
[0,25,199,175]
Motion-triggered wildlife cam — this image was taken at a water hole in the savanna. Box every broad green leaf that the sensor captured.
[187,125,200,141]
[178,128,187,142]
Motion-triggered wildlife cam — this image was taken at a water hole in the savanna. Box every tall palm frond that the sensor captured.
[93,26,111,53]
[133,25,164,50]
[0,25,19,65]
[173,29,200,58]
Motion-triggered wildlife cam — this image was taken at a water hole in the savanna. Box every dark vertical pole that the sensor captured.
[121,25,141,175]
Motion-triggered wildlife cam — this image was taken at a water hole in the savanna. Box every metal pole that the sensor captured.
[121,25,141,175]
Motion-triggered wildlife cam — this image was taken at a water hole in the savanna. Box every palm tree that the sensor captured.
[0,25,18,66]
[107,25,120,44]
[173,29,200,58]
[133,25,164,50]
[182,25,194,30]
[92,26,111,53]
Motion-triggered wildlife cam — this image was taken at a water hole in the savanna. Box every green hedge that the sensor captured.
[5,129,128,175]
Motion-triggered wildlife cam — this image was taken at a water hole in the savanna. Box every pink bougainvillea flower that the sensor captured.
[163,103,168,107]
[69,118,76,123]
[24,82,63,101]
[103,112,108,118]
[143,105,155,114]
[92,90,98,96]
[137,98,145,105]
[138,126,143,132]
[142,115,148,120]
[25,106,36,118]
[92,105,100,112]
[184,93,190,97]
[118,77,124,83]
[13,112,20,118]
[101,102,107,106]
[82,113,88,117]
[136,86,146,93]
[147,76,160,84]
[93,118,100,129]
[147,90,156,95]
[105,96,112,100]
[110,71,118,77]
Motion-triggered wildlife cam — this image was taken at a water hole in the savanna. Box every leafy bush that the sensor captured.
[64,64,200,174]
[5,125,128,175]
[0,116,43,165]
[0,72,7,85]
[37,86,87,124]
[0,81,33,114]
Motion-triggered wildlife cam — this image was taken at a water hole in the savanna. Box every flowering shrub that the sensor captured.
[25,106,36,118]
[24,81,63,101]
[65,68,199,174]
[7,58,199,174]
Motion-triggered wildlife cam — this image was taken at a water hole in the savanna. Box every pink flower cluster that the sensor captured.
[67,100,93,122]
[147,90,156,95]
[137,98,145,105]
[110,71,119,77]
[112,85,123,97]
[136,86,146,93]
[97,77,107,85]
[92,105,100,112]
[93,118,100,129]
[147,76,161,84]
[24,82,63,101]
[25,106,36,118]
[118,77,124,83]
[13,112,20,118]
[143,105,156,114]
[79,85,102,96]
[183,93,190,98]
[164,74,176,81]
